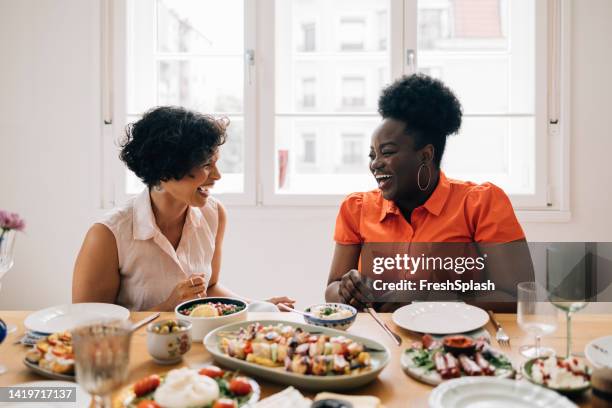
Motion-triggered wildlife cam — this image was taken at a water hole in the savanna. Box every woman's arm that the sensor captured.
[325,243,364,305]
[72,224,120,304]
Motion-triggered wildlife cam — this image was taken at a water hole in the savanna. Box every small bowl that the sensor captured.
[147,319,192,365]
[522,356,592,395]
[175,297,248,341]
[303,303,357,331]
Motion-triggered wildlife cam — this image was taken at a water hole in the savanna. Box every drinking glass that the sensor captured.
[72,320,133,408]
[546,244,594,357]
[0,229,17,334]
[517,281,558,358]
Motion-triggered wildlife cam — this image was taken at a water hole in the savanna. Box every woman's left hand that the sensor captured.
[266,296,296,311]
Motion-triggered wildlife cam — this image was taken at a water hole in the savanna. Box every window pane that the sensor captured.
[127,0,245,195]
[418,0,536,196]
[275,0,390,194]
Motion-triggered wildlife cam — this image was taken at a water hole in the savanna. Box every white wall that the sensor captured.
[1,0,612,310]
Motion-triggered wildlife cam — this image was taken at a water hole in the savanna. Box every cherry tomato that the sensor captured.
[136,401,161,408]
[212,398,237,408]
[229,377,253,396]
[243,341,253,355]
[133,374,161,397]
[198,366,224,378]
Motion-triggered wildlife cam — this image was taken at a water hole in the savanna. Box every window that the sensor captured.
[341,76,366,108]
[339,17,366,51]
[300,77,316,108]
[114,0,567,212]
[341,133,365,166]
[301,133,317,164]
[301,22,316,52]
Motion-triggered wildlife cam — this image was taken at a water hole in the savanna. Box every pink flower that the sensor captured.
[0,210,26,231]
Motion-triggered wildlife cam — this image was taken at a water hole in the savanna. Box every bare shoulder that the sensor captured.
[81,223,118,257]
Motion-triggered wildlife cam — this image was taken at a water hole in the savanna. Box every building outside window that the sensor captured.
[301,22,316,52]
[301,77,316,108]
[341,133,365,165]
[339,17,366,51]
[341,76,366,108]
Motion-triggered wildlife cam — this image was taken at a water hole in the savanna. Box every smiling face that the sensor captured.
[160,151,221,207]
[369,118,432,202]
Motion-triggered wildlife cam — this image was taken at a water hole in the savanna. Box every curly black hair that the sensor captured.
[378,74,462,167]
[120,106,227,187]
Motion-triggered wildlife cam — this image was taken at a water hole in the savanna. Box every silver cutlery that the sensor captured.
[277,303,316,318]
[365,305,402,346]
[593,344,609,354]
[131,312,160,332]
[488,310,510,348]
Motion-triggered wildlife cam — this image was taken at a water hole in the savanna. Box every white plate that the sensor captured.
[23,359,75,382]
[429,377,577,408]
[392,302,489,334]
[24,303,130,334]
[0,380,90,408]
[585,335,612,368]
[204,319,390,391]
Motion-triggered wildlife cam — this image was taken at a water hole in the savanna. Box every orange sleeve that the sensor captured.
[333,193,364,244]
[467,183,526,243]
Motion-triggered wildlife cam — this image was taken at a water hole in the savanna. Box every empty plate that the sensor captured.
[585,335,612,368]
[24,303,130,334]
[429,377,577,408]
[392,302,489,334]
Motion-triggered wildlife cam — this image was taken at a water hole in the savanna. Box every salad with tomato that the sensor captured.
[120,366,259,408]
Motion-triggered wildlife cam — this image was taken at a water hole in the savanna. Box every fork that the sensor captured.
[488,310,510,348]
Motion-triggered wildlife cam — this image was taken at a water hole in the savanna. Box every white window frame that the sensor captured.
[102,0,570,221]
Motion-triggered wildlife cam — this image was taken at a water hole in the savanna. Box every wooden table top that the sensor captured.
[1,311,611,408]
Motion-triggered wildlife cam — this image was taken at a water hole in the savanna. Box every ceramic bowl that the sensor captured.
[146,319,192,365]
[303,303,357,331]
[175,297,248,341]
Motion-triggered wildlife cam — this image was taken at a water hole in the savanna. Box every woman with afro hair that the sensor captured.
[72,106,294,311]
[325,74,533,312]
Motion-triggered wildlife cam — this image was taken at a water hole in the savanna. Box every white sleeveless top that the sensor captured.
[99,188,219,311]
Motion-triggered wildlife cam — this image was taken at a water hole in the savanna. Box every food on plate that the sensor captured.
[442,335,476,356]
[151,320,188,334]
[403,334,513,384]
[178,301,246,318]
[120,366,257,408]
[528,356,591,390]
[309,304,355,320]
[219,323,372,376]
[25,331,74,376]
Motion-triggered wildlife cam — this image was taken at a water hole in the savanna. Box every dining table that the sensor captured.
[1,310,611,408]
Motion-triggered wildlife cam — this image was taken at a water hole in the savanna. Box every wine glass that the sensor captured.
[72,320,133,408]
[517,281,558,358]
[0,318,7,375]
[546,243,595,358]
[0,229,18,334]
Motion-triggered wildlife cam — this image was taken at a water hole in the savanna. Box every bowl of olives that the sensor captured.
[146,319,192,364]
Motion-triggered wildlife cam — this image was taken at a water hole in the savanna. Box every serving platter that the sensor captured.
[392,302,489,334]
[204,319,390,391]
[23,359,75,382]
[428,377,578,408]
[24,303,130,334]
[522,357,591,395]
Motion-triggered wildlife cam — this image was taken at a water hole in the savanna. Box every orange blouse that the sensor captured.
[334,171,525,244]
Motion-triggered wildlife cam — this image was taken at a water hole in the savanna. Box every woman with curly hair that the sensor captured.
[73,106,294,311]
[325,74,533,312]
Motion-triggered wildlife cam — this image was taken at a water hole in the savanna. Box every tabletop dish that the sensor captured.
[303,303,357,330]
[428,377,577,408]
[522,356,591,394]
[114,366,260,408]
[402,334,514,385]
[175,297,248,341]
[146,319,192,364]
[392,302,489,334]
[204,320,390,391]
[24,303,130,334]
[0,380,91,408]
[23,331,74,380]
[585,335,612,369]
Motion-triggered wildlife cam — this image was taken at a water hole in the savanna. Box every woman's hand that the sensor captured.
[159,275,206,311]
[266,296,296,311]
[338,269,374,310]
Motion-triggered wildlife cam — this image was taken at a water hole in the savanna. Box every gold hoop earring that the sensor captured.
[417,163,431,191]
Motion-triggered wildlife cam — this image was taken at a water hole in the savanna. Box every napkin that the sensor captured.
[315,392,382,408]
[254,386,311,408]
